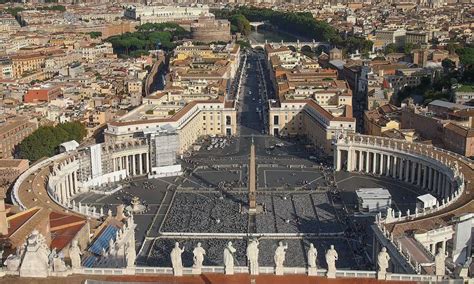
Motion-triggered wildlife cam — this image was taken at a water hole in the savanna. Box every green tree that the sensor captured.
[384,43,397,55]
[231,14,251,36]
[442,58,455,72]
[89,31,102,39]
[17,121,86,162]
[403,43,414,55]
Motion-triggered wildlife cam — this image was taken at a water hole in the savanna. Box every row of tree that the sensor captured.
[106,23,189,57]
[383,43,421,55]
[17,121,87,162]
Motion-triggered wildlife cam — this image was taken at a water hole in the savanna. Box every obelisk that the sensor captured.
[248,136,257,213]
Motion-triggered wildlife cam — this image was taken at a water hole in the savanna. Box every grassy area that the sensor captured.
[457,84,474,92]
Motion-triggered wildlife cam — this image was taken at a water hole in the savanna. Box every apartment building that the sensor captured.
[11,53,46,78]
[401,101,474,157]
[124,4,211,24]
[0,116,38,159]
[104,95,237,154]
[265,43,356,154]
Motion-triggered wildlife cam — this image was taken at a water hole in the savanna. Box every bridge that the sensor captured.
[249,21,265,32]
[250,39,330,52]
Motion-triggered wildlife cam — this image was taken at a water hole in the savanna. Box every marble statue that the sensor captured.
[192,242,206,268]
[274,241,288,275]
[377,247,390,272]
[307,243,318,268]
[224,241,236,275]
[52,254,68,272]
[377,247,390,279]
[69,240,82,269]
[246,239,259,275]
[48,248,57,265]
[171,242,185,276]
[325,245,338,278]
[4,253,21,272]
[435,250,446,279]
[126,243,136,268]
[19,230,50,278]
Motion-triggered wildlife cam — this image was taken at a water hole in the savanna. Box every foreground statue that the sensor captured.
[274,241,288,275]
[307,243,318,268]
[192,242,206,274]
[126,243,136,268]
[223,241,236,275]
[435,250,446,280]
[193,242,206,268]
[325,245,338,278]
[247,239,259,275]
[69,240,82,269]
[19,230,50,278]
[307,243,318,275]
[377,247,390,280]
[170,242,185,276]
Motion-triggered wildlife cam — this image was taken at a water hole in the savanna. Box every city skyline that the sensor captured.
[0,1,472,283]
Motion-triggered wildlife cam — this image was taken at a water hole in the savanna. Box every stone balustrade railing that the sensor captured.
[377,183,464,225]
[58,266,438,282]
[157,232,345,238]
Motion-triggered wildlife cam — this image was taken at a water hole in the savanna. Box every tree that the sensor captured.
[442,58,455,72]
[17,122,86,162]
[403,43,414,55]
[384,43,397,55]
[89,31,102,39]
[106,22,188,57]
[231,14,251,35]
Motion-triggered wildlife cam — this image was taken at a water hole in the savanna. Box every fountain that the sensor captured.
[125,196,146,214]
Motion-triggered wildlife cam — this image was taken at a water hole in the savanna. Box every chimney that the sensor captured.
[0,187,8,236]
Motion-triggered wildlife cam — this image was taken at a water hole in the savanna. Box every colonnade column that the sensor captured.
[146,153,150,173]
[400,159,404,180]
[358,151,363,172]
[437,173,443,196]
[417,164,422,186]
[379,154,384,175]
[392,157,397,178]
[386,155,391,177]
[428,167,433,190]
[423,166,428,189]
[347,150,353,172]
[405,160,410,182]
[443,178,449,198]
[411,162,417,184]
[60,182,67,204]
[67,174,73,198]
[372,153,377,174]
[365,152,370,173]
[138,154,143,175]
[125,156,130,176]
[132,154,137,176]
